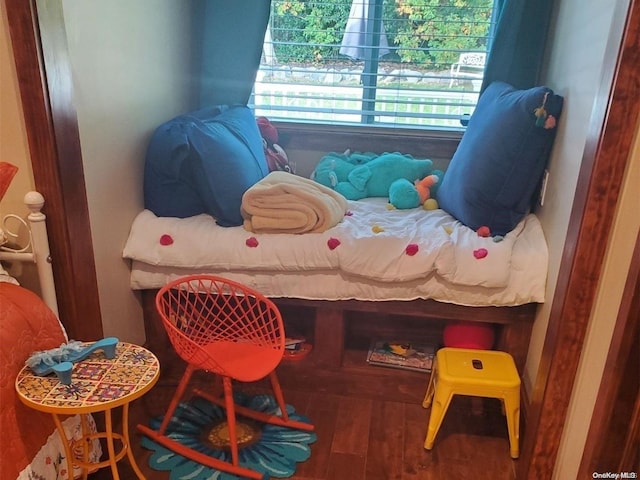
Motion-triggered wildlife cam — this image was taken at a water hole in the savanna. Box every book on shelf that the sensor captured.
[366,339,436,373]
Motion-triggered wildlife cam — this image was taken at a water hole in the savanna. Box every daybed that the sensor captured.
[125,82,563,373]
[123,194,546,371]
[0,192,102,480]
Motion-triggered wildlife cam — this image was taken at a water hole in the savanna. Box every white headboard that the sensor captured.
[0,191,58,317]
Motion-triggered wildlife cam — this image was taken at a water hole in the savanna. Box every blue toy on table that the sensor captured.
[25,337,119,385]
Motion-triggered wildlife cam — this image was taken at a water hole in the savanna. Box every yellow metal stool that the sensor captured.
[422,347,521,458]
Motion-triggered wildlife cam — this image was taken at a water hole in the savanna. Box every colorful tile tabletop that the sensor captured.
[16,342,160,413]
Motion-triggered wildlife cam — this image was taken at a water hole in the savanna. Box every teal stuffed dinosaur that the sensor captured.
[310,151,377,189]
[333,152,433,201]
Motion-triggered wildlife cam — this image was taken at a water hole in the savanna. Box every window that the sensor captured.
[251,0,496,130]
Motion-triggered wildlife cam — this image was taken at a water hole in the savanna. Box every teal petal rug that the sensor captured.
[141,393,316,480]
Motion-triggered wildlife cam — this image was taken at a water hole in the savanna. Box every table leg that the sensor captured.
[122,402,146,479]
[104,408,121,480]
[52,413,76,480]
[80,414,90,480]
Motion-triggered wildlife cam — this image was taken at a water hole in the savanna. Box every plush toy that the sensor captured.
[333,152,433,201]
[311,151,376,189]
[256,117,294,173]
[415,174,439,203]
[388,178,421,209]
[389,173,440,210]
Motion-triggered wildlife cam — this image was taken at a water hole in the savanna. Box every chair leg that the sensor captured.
[157,363,196,435]
[269,371,314,431]
[269,371,290,422]
[222,376,240,466]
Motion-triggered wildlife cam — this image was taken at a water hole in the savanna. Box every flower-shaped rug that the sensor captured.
[141,393,316,479]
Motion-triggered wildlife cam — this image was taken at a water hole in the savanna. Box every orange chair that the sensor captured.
[137,275,314,479]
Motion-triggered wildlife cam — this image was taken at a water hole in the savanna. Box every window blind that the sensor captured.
[251,0,496,130]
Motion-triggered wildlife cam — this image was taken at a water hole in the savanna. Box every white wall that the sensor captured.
[523,0,617,391]
[61,0,193,343]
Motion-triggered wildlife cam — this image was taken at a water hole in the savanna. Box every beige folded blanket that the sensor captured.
[241,171,348,234]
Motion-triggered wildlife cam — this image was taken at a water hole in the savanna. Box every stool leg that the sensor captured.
[424,385,454,450]
[503,392,521,459]
[422,360,437,408]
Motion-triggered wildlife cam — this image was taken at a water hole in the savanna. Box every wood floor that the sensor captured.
[89,347,518,480]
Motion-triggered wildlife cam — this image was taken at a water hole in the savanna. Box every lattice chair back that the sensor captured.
[155,275,285,381]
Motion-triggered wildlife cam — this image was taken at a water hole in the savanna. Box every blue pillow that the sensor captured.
[437,82,563,235]
[144,105,268,227]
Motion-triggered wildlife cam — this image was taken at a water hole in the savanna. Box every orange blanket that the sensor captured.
[0,283,66,479]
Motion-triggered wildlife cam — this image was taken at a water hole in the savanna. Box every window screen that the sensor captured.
[251,0,496,130]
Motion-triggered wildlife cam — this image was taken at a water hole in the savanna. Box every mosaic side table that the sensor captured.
[15,341,160,480]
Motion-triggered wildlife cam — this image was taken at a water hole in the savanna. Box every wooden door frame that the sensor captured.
[5,0,638,477]
[578,232,640,475]
[5,0,102,341]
